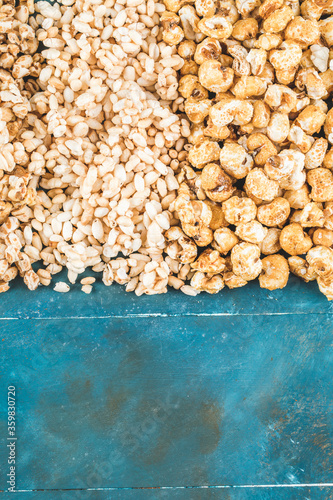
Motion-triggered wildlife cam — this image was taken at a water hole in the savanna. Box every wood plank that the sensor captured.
[0,272,332,320]
[4,486,333,499]
[1,315,332,490]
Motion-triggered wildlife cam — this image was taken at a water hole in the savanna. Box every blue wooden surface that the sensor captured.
[0,275,333,498]
[1,272,332,319]
[1,488,333,499]
[2,488,333,499]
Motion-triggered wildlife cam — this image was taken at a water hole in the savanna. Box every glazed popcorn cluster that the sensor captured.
[161,0,333,298]
[0,0,43,292]
[1,0,333,298]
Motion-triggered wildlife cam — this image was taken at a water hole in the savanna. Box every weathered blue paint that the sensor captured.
[1,488,333,499]
[0,275,333,499]
[0,272,332,319]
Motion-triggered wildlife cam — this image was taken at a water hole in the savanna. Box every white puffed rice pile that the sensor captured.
[0,0,194,296]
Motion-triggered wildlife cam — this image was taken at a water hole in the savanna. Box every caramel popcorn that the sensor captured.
[198,61,234,93]
[259,254,290,290]
[197,15,233,40]
[288,256,318,282]
[317,275,333,300]
[280,223,313,255]
[201,163,235,202]
[222,196,257,225]
[219,142,253,179]
[307,168,333,201]
[187,139,220,167]
[191,248,226,273]
[190,271,225,293]
[161,11,185,45]
[257,198,291,227]
[165,0,333,299]
[312,228,333,247]
[306,245,333,277]
[235,220,268,244]
[213,227,239,254]
[231,242,262,281]
[165,226,197,263]
[245,168,280,201]
[260,228,282,255]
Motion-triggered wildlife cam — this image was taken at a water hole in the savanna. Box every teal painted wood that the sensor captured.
[1,488,333,499]
[0,272,332,319]
[1,0,330,493]
[1,298,333,496]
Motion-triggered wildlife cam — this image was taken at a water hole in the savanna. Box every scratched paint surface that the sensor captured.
[1,489,333,499]
[1,0,332,494]
[1,276,333,500]
[0,272,332,319]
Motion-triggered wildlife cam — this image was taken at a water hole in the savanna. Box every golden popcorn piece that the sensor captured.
[197,15,233,40]
[245,168,280,202]
[213,227,239,254]
[161,11,185,45]
[260,228,282,255]
[306,245,333,277]
[187,139,220,168]
[222,196,257,225]
[235,220,268,244]
[259,254,289,290]
[191,248,226,273]
[257,198,291,227]
[307,168,333,202]
[198,60,234,93]
[280,223,313,255]
[190,271,225,293]
[201,162,235,203]
[231,242,262,281]
[220,142,253,179]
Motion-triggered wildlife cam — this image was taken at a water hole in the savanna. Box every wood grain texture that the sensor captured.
[0,272,332,319]
[2,487,333,499]
[1,310,333,496]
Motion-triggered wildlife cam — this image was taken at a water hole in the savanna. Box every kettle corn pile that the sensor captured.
[1,0,333,298]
